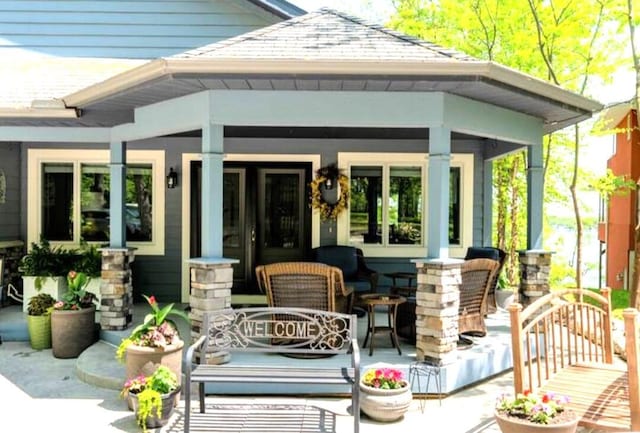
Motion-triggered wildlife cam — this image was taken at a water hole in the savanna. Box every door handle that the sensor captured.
[251,227,256,244]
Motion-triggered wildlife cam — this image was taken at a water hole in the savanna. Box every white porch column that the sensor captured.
[427,127,451,259]
[201,123,224,257]
[109,140,126,248]
[527,141,544,250]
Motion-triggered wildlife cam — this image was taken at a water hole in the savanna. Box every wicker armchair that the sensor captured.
[255,262,354,315]
[458,258,501,338]
[464,246,506,314]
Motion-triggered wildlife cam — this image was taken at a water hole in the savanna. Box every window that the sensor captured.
[338,153,473,257]
[28,149,165,255]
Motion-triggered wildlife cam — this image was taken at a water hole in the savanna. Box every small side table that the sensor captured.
[409,361,442,412]
[358,293,406,356]
[384,272,417,297]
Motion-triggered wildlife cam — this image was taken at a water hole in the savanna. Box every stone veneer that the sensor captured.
[413,258,463,366]
[518,250,553,307]
[98,248,135,330]
[187,257,237,365]
[0,240,24,306]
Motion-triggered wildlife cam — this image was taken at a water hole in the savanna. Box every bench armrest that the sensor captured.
[350,337,360,383]
[183,335,207,377]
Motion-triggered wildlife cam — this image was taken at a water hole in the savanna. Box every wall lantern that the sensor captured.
[166,167,178,189]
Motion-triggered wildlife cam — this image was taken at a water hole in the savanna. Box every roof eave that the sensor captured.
[245,0,306,19]
[62,58,602,121]
[0,107,78,119]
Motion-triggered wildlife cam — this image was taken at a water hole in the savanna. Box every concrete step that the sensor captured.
[76,340,125,391]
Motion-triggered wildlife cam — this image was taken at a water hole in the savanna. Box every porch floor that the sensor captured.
[0,302,514,396]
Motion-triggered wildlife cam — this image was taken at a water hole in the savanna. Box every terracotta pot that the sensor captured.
[51,306,96,358]
[27,314,52,350]
[494,410,579,433]
[129,386,181,429]
[359,381,412,422]
[125,340,184,409]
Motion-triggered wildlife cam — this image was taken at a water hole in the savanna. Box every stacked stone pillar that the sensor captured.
[413,258,463,365]
[518,250,553,307]
[187,258,237,365]
[99,248,135,331]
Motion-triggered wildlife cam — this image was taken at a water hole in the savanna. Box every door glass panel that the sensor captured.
[263,173,300,249]
[389,166,422,245]
[449,167,461,245]
[42,163,73,241]
[349,166,382,244]
[223,172,241,248]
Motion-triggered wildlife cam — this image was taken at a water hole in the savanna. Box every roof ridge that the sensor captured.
[316,7,475,61]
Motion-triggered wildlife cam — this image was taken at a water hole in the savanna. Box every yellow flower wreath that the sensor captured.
[310,173,349,221]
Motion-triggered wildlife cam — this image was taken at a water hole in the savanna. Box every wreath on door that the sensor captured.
[309,164,349,221]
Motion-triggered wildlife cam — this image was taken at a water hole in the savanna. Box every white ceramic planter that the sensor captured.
[359,381,412,422]
[22,276,67,312]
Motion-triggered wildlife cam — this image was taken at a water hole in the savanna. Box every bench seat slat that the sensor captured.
[191,365,356,384]
[541,364,630,431]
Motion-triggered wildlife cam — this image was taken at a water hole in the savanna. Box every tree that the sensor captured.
[389,0,624,288]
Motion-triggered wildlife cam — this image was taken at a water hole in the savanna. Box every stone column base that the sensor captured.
[98,248,135,331]
[518,250,553,307]
[188,257,237,365]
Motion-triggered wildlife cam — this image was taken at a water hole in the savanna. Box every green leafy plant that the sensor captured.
[361,367,407,389]
[496,390,571,424]
[122,365,179,433]
[19,236,78,289]
[74,241,102,278]
[27,292,56,316]
[53,271,96,310]
[116,294,190,361]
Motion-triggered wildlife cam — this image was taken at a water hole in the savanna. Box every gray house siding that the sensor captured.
[0,0,281,58]
[0,142,21,241]
[21,133,489,300]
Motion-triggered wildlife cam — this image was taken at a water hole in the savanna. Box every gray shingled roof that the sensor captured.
[171,8,476,62]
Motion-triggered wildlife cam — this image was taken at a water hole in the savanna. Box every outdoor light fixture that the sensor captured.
[166,167,178,189]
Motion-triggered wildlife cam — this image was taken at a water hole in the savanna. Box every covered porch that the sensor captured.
[0,9,601,368]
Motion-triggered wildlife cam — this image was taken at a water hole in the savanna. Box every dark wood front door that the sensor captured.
[190,162,311,294]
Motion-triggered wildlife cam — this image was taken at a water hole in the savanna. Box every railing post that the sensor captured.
[508,303,524,394]
[624,308,640,430]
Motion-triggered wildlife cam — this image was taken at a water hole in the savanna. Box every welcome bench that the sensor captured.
[508,288,640,431]
[183,307,360,433]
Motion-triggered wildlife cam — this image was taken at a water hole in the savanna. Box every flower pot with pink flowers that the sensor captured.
[116,294,190,408]
[359,366,412,422]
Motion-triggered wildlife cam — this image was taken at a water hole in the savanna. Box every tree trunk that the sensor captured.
[570,124,582,289]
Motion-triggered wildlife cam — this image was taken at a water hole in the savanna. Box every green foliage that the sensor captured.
[122,366,178,433]
[27,292,56,316]
[19,236,77,278]
[54,271,96,310]
[75,241,102,277]
[592,168,636,202]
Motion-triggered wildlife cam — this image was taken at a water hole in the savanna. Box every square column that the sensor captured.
[413,258,463,365]
[427,127,452,259]
[527,142,544,250]
[99,248,135,330]
[518,250,553,307]
[188,257,237,365]
[109,140,127,248]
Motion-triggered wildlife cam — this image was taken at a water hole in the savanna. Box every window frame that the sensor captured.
[28,149,165,255]
[337,152,473,258]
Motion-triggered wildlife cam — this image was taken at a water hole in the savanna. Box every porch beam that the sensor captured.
[208,90,445,128]
[442,93,543,146]
[201,123,224,257]
[527,140,544,249]
[427,127,451,259]
[0,126,110,142]
[109,140,127,248]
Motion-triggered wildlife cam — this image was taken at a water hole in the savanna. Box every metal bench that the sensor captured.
[183,307,360,433]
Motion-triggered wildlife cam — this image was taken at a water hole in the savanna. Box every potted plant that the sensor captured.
[116,294,190,407]
[50,270,98,358]
[26,292,56,349]
[74,241,103,309]
[19,236,77,312]
[495,390,578,433]
[359,366,412,422]
[122,365,180,433]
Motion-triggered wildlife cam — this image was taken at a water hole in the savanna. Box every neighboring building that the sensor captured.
[599,103,640,290]
[0,2,602,304]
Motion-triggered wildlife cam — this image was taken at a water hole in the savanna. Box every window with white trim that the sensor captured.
[28,149,165,255]
[337,153,473,258]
